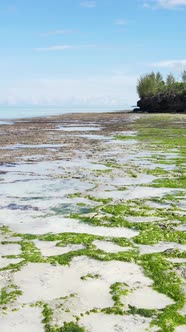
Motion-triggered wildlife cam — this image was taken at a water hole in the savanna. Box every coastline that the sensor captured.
[0,112,186,332]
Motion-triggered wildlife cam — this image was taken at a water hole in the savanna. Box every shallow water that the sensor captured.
[0,120,13,125]
[55,126,101,131]
[0,143,67,150]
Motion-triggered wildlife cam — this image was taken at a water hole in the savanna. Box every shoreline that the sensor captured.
[0,112,185,332]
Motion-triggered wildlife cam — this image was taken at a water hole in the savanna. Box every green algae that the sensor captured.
[133,225,186,245]
[0,285,22,305]
[46,247,139,266]
[42,304,53,324]
[110,282,129,308]
[139,254,186,331]
[0,226,12,235]
[20,241,44,263]
[128,305,157,318]
[114,135,136,140]
[1,114,186,332]
[85,195,112,204]
[39,232,104,248]
[52,322,85,332]
[146,167,169,176]
[81,273,100,280]
[152,175,186,189]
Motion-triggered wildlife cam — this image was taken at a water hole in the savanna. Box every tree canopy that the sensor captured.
[137,71,186,98]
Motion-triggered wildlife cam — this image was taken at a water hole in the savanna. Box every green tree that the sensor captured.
[181,70,186,83]
[166,73,176,86]
[137,71,186,99]
[156,71,165,92]
[137,72,156,98]
[137,72,164,98]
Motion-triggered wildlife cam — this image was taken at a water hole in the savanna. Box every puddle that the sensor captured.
[111,139,138,145]
[126,216,162,223]
[0,143,67,150]
[109,174,155,186]
[51,203,93,215]
[1,203,39,211]
[0,177,93,199]
[135,159,176,170]
[55,126,101,131]
[93,187,175,201]
[77,134,110,140]
[59,159,109,171]
[0,120,13,125]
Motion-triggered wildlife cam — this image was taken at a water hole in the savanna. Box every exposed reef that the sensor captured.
[135,92,186,113]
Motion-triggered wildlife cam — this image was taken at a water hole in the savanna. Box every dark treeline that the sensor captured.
[137,71,186,98]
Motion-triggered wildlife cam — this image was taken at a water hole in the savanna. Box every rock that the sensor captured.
[136,92,186,113]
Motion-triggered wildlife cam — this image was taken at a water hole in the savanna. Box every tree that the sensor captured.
[181,70,186,83]
[166,73,176,86]
[136,72,164,98]
[136,74,154,98]
[136,71,186,99]
[156,71,165,91]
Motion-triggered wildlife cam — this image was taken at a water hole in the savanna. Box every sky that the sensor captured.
[0,0,186,109]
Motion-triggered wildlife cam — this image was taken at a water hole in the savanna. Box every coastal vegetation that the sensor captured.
[137,71,186,98]
[136,71,186,112]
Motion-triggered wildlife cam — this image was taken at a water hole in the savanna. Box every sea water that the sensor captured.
[0,106,129,120]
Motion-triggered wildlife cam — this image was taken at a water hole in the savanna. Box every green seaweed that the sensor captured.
[45,322,85,332]
[0,285,22,305]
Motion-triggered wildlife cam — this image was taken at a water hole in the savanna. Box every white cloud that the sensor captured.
[151,59,186,70]
[157,0,186,8]
[0,74,138,108]
[40,29,75,37]
[114,19,129,26]
[144,0,186,8]
[80,1,96,8]
[35,45,74,51]
[35,44,101,51]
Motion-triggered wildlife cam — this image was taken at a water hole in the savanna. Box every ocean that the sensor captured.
[0,106,130,120]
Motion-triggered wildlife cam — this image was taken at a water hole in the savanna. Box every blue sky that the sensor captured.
[0,0,186,108]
